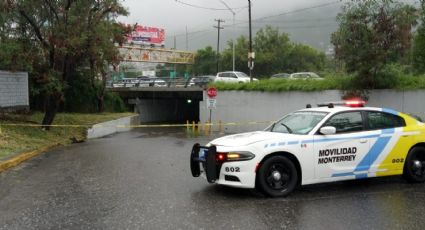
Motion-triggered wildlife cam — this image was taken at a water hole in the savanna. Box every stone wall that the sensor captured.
[0,71,29,112]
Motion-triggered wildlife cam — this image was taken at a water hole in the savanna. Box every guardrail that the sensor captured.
[107,77,211,88]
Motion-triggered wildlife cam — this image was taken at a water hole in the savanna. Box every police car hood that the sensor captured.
[210,131,292,147]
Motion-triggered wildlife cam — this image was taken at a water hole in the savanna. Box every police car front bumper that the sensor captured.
[190,143,256,188]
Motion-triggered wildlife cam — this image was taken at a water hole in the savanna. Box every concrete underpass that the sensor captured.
[110,87,203,123]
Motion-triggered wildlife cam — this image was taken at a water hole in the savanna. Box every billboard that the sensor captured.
[127,25,165,46]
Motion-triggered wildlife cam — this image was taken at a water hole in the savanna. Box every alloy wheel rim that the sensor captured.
[265,163,291,190]
[411,153,425,177]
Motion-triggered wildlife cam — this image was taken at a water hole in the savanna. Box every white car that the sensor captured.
[214,71,258,83]
[190,101,425,197]
[289,72,323,80]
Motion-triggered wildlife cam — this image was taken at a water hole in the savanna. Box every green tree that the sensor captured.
[193,46,217,75]
[332,0,417,88]
[2,0,128,128]
[220,36,249,74]
[287,44,326,72]
[254,26,292,77]
[413,1,425,73]
[220,27,326,77]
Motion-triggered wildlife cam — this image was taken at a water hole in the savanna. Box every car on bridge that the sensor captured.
[270,73,290,79]
[289,72,323,80]
[214,71,258,83]
[190,101,425,197]
[191,75,215,87]
[112,78,138,87]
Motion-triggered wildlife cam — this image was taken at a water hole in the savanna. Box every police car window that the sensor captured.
[271,111,328,135]
[367,111,405,130]
[324,112,363,134]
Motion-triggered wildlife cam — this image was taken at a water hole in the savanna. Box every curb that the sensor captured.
[0,144,59,173]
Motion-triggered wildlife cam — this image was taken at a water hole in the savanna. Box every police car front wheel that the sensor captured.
[403,146,425,183]
[257,155,298,197]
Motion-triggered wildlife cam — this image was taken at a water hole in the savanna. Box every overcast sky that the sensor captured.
[120,0,324,33]
[119,0,419,50]
[119,0,343,48]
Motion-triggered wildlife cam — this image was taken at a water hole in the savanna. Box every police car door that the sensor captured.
[365,110,407,176]
[314,111,373,179]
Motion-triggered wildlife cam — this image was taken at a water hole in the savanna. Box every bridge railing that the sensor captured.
[107,76,214,89]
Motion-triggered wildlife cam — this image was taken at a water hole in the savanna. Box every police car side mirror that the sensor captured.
[320,126,336,135]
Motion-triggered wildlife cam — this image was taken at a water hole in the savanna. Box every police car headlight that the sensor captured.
[216,151,255,162]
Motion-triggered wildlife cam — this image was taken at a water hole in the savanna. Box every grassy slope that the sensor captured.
[210,75,425,92]
[0,112,134,159]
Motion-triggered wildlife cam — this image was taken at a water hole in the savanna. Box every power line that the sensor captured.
[233,23,338,30]
[173,1,343,36]
[174,0,247,11]
[251,16,337,24]
[174,28,215,37]
[254,1,341,22]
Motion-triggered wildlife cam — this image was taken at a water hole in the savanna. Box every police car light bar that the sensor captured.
[345,100,366,107]
[317,100,366,108]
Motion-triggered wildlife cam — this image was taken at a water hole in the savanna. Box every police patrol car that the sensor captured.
[190,101,425,197]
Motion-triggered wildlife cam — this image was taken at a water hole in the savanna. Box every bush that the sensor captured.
[104,92,127,112]
[210,74,354,92]
[209,71,425,93]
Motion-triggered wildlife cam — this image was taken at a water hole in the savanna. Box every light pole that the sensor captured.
[219,0,236,72]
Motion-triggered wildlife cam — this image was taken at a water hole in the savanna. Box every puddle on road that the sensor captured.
[132,127,230,139]
[132,122,264,139]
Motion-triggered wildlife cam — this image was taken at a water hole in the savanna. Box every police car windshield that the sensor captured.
[270,111,328,135]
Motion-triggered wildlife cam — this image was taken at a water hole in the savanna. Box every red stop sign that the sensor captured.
[207,87,218,98]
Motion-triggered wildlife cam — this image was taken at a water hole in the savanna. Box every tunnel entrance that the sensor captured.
[111,87,203,124]
[135,98,200,123]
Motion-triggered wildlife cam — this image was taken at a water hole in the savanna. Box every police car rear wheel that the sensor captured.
[403,146,425,183]
[257,156,298,197]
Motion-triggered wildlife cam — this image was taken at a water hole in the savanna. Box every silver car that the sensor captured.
[289,72,322,80]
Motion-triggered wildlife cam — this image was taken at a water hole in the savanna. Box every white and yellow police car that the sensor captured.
[190,101,425,197]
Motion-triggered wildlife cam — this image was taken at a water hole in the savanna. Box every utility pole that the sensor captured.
[248,0,253,82]
[214,19,225,73]
[185,25,188,50]
[173,35,177,79]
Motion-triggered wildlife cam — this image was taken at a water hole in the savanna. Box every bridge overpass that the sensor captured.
[109,86,204,123]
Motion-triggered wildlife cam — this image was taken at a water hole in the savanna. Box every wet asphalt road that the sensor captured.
[1,128,425,230]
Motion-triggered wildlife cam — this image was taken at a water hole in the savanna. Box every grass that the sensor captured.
[210,75,354,92]
[393,75,425,90]
[0,112,135,159]
[209,74,425,92]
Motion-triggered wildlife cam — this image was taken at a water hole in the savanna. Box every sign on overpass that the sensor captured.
[119,45,195,64]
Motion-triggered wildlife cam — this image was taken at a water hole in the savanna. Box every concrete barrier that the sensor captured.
[199,90,425,133]
[87,115,140,139]
[0,70,29,112]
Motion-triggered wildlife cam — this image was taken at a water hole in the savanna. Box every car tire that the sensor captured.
[257,155,298,197]
[403,146,425,183]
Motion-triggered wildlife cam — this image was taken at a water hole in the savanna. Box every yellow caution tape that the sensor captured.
[0,121,273,128]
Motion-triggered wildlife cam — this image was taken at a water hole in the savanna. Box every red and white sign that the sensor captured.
[207,98,216,109]
[126,25,165,46]
[207,87,218,98]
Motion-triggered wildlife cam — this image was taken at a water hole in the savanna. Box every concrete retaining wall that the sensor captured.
[87,115,140,139]
[0,70,29,111]
[199,90,425,133]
